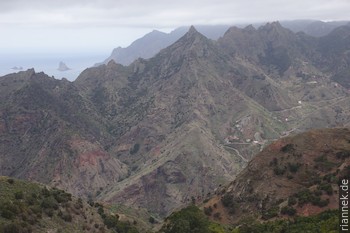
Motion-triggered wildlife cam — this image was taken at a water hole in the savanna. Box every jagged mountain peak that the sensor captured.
[24,68,36,75]
[258,21,295,38]
[261,21,283,29]
[219,21,307,76]
[147,24,216,68]
[13,68,36,78]
[221,21,291,41]
[244,24,256,32]
[258,21,290,34]
[224,24,257,36]
[178,25,209,43]
[220,25,256,41]
[223,26,241,36]
[188,25,198,33]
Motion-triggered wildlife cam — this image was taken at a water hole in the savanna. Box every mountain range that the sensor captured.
[97,25,231,66]
[0,21,350,224]
[100,20,350,66]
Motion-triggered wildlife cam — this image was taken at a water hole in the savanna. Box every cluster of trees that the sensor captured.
[159,205,225,233]
[92,202,140,233]
[158,205,339,233]
[237,210,339,233]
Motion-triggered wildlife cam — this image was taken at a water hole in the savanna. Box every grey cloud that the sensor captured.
[0,0,349,55]
[1,0,349,27]
[0,0,349,33]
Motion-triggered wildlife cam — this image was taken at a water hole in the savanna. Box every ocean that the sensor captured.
[0,52,108,81]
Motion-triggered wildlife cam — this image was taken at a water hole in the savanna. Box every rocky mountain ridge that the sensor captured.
[99,25,231,66]
[100,20,349,67]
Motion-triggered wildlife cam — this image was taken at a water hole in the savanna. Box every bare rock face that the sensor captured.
[51,136,128,198]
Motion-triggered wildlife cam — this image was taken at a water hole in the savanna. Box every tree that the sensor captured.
[160,206,212,233]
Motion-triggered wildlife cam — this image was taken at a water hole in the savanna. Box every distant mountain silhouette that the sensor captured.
[280,19,350,37]
[98,25,230,66]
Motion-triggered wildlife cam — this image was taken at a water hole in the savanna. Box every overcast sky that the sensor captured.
[1,0,350,55]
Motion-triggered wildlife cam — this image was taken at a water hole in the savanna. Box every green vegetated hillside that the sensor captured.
[158,128,349,233]
[159,205,339,233]
[0,177,140,233]
[1,22,350,220]
[206,128,349,223]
